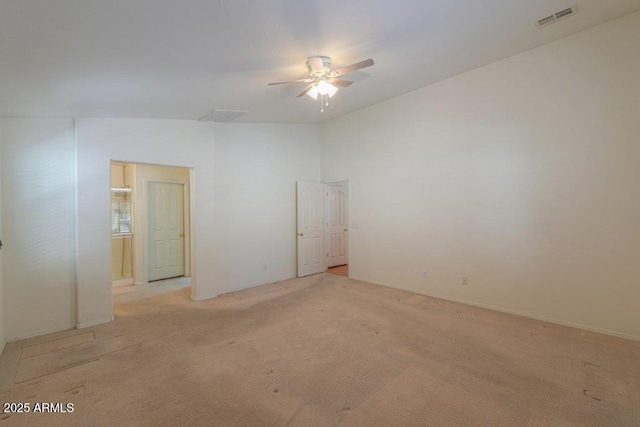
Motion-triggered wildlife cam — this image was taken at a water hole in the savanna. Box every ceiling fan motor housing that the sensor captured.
[306,56,332,76]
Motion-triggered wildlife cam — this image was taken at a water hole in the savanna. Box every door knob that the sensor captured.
[179,233,184,237]
[298,233,304,237]
[344,228,348,232]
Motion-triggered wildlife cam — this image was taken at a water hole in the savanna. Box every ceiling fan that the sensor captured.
[268,56,374,112]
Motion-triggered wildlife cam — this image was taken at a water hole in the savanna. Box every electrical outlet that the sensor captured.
[422,272,428,279]
[462,276,469,286]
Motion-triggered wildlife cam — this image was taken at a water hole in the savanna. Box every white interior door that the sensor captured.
[326,183,348,268]
[297,181,325,277]
[148,182,184,281]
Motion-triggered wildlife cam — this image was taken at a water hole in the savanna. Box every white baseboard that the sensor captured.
[112,278,134,287]
[350,275,640,343]
[7,323,74,342]
[76,316,114,329]
[191,290,218,302]
[207,274,298,301]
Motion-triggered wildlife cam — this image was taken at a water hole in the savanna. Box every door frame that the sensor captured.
[322,178,351,278]
[139,177,191,285]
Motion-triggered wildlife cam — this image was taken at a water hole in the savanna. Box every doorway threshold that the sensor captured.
[327,265,348,277]
[113,277,192,304]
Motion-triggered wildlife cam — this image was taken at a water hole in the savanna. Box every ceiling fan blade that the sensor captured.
[308,57,325,75]
[333,58,374,76]
[331,78,353,88]
[296,83,316,98]
[268,78,310,86]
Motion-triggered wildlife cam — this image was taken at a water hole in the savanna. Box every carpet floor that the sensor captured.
[1,273,639,426]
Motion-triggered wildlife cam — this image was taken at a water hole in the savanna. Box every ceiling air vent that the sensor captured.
[198,109,248,122]
[536,6,577,28]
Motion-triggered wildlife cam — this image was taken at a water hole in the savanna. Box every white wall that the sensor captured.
[0,118,76,340]
[76,118,215,327]
[0,121,4,353]
[213,122,320,294]
[321,12,640,340]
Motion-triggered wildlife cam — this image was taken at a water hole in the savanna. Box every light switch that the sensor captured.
[351,222,359,229]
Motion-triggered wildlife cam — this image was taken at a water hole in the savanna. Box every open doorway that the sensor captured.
[110,161,192,305]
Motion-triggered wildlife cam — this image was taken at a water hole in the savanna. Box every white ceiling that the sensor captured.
[1,0,639,124]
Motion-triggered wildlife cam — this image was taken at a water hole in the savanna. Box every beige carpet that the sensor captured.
[1,273,639,426]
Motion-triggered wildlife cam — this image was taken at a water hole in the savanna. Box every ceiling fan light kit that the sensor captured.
[307,80,338,99]
[269,56,374,112]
